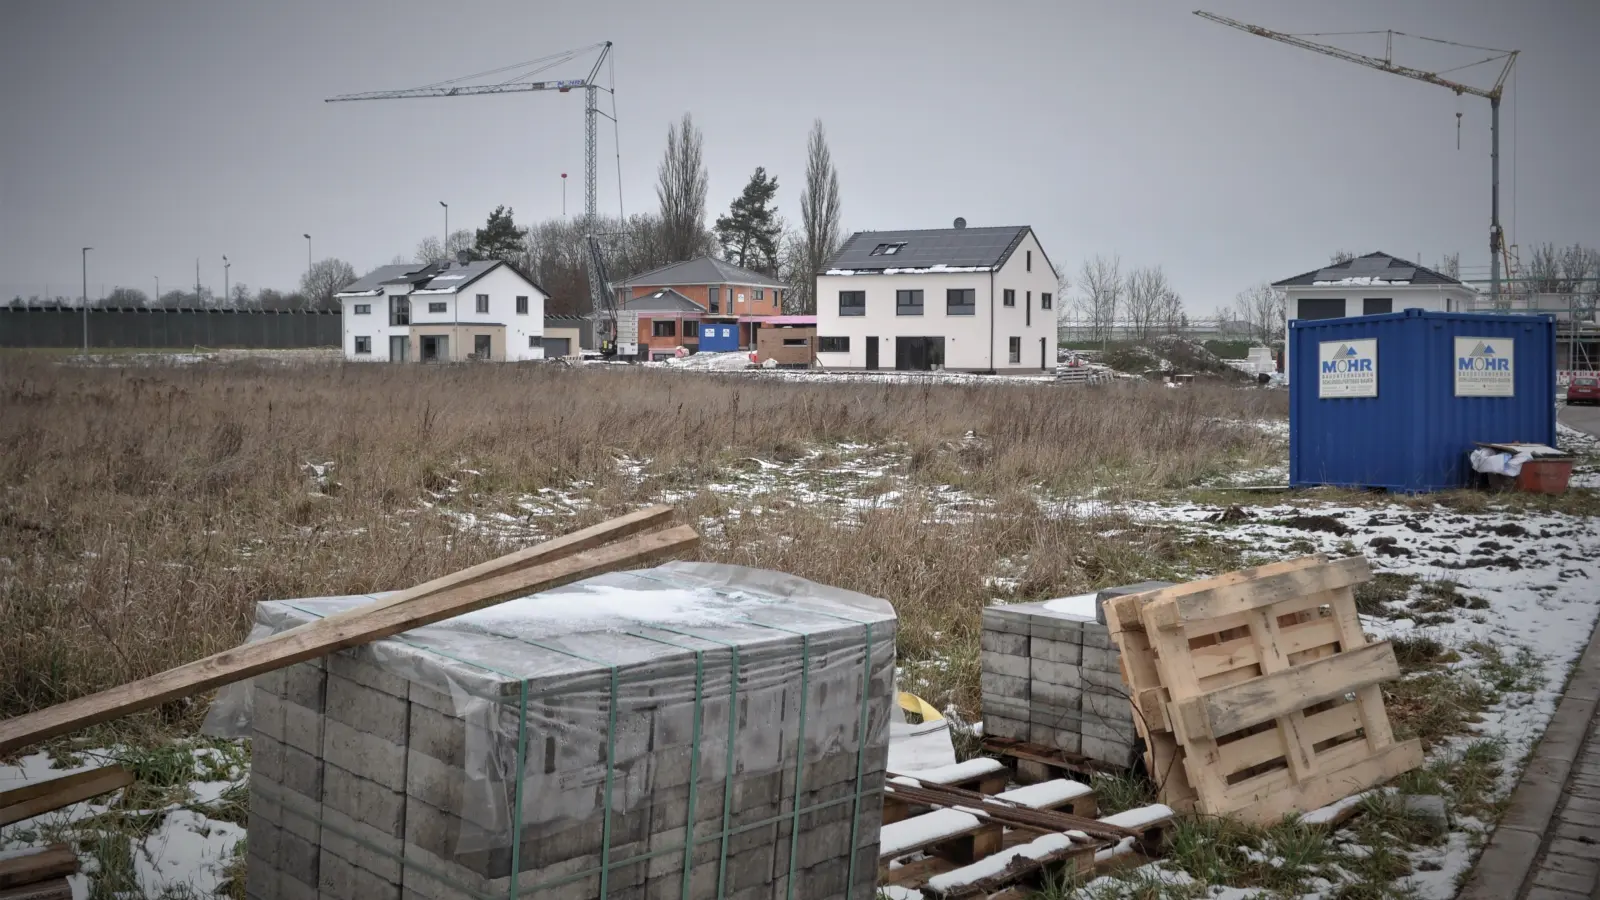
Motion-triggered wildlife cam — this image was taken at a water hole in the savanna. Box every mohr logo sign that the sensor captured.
[1318,339,1378,398]
[1455,336,1515,397]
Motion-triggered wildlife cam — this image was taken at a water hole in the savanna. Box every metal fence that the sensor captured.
[0,307,341,349]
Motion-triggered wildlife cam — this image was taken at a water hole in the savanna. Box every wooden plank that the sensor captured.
[1145,609,1234,809]
[0,523,698,755]
[0,846,77,890]
[1128,555,1329,632]
[880,855,958,888]
[1226,739,1424,825]
[1209,727,1376,815]
[1144,556,1369,630]
[1248,608,1319,783]
[1175,641,1400,741]
[1188,607,1341,681]
[0,767,133,828]
[1213,702,1363,775]
[1327,586,1397,752]
[0,877,73,900]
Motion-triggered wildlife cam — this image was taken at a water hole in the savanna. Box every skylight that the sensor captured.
[870,242,907,256]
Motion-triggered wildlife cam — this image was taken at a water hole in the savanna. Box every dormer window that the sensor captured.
[870,242,907,256]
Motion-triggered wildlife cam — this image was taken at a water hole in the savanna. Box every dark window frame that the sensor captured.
[528,335,540,348]
[1298,298,1346,321]
[782,337,809,347]
[427,301,448,314]
[652,320,677,338]
[389,297,410,326]
[515,295,529,315]
[754,288,765,301]
[353,303,371,315]
[839,290,866,317]
[1003,289,1016,308]
[1026,250,1032,272]
[870,242,907,256]
[946,288,976,316]
[473,334,492,358]
[896,289,924,316]
[1008,336,1021,363]
[818,336,850,353]
[354,336,372,354]
[709,286,721,313]
[1041,292,1053,310]
[475,293,489,314]
[1362,297,1393,315]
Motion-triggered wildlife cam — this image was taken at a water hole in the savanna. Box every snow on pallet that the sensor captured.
[1105,554,1423,823]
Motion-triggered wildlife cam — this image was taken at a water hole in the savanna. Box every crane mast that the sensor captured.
[1195,11,1517,306]
[327,41,614,319]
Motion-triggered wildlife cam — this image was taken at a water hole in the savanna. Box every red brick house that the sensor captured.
[613,257,785,356]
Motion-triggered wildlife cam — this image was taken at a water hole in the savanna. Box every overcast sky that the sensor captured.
[1,0,1594,312]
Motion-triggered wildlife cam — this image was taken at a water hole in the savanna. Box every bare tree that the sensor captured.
[656,112,710,263]
[414,229,476,263]
[1157,285,1186,335]
[1435,252,1461,280]
[798,119,842,314]
[300,259,358,311]
[1329,250,1357,265]
[1527,242,1561,293]
[1073,255,1122,345]
[1232,282,1286,345]
[1123,266,1176,341]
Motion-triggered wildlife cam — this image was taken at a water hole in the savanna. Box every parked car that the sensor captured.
[1567,375,1600,405]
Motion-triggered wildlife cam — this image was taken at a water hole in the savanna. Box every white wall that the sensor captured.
[340,295,398,361]
[407,264,548,361]
[1282,284,1479,377]
[814,229,1059,371]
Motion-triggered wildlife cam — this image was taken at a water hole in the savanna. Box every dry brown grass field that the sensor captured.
[0,357,1286,742]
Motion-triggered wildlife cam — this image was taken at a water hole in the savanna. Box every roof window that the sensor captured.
[870,242,907,256]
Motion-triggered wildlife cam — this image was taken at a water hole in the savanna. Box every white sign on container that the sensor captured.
[1318,338,1378,398]
[1454,336,1515,397]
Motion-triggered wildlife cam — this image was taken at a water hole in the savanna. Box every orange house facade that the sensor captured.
[613,256,785,358]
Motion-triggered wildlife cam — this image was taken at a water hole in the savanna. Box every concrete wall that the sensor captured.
[0,307,340,349]
[756,325,816,367]
[814,229,1059,372]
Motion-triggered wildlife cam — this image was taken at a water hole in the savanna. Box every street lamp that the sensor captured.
[153,276,159,307]
[439,201,448,258]
[561,173,567,217]
[303,234,312,278]
[223,255,230,305]
[81,247,92,355]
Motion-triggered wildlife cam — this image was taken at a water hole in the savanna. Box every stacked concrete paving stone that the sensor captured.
[980,582,1173,769]
[243,562,897,900]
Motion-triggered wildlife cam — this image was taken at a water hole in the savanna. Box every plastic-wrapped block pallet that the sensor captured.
[236,562,897,900]
[979,583,1170,769]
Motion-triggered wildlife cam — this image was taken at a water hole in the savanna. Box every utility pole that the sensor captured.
[223,256,231,305]
[196,258,202,308]
[303,234,312,281]
[154,275,159,307]
[81,247,92,355]
[439,201,448,258]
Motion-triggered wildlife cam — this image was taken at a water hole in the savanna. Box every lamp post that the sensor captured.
[154,275,159,307]
[223,255,230,305]
[303,234,312,279]
[561,173,567,217]
[81,247,92,355]
[439,201,448,258]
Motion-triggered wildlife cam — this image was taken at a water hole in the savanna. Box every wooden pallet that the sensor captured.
[877,781,1171,899]
[1106,555,1422,823]
[979,737,1123,788]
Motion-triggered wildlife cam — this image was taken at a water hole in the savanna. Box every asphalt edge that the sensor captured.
[1455,613,1600,900]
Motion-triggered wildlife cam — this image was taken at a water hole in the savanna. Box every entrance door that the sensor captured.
[390,335,409,362]
[474,334,492,360]
[865,337,879,371]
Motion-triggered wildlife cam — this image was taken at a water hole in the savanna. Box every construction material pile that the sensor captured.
[244,561,897,900]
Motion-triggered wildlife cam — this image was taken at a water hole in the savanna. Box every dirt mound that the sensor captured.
[1092,338,1251,382]
[1279,514,1352,536]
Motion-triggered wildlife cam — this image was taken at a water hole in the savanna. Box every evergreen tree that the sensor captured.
[715,168,781,272]
[473,206,524,261]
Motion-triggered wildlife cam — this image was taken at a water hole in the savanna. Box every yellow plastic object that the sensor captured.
[898,691,943,722]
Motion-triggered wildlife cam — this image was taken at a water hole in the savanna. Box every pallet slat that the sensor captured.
[0,846,77,891]
[0,768,133,828]
[1176,641,1401,740]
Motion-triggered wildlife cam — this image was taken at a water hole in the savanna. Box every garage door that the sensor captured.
[543,337,571,357]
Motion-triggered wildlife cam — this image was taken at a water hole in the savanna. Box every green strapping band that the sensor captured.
[748,622,810,900]
[509,681,528,900]
[624,629,708,900]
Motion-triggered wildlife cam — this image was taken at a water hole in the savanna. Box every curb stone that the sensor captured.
[1455,614,1600,900]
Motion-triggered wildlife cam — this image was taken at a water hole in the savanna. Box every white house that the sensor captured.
[1274,252,1478,376]
[336,259,548,362]
[814,224,1059,372]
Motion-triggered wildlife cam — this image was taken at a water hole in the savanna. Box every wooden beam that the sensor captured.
[1175,641,1399,740]
[0,878,73,900]
[0,767,134,827]
[1143,556,1369,631]
[1228,739,1424,825]
[0,846,77,890]
[0,524,698,756]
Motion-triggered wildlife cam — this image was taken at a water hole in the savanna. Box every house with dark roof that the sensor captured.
[814,223,1059,372]
[611,256,785,359]
[336,258,549,362]
[1273,251,1478,376]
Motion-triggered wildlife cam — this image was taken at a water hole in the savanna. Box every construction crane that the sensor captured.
[327,41,615,318]
[1195,11,1518,307]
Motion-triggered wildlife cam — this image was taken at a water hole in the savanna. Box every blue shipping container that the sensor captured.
[1289,309,1556,493]
[698,322,740,352]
